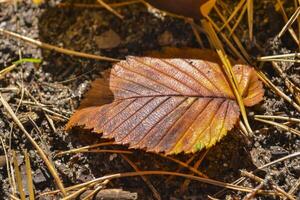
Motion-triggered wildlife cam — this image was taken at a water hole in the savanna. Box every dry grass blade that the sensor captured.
[278,7,300,38]
[0,28,120,62]
[217,50,252,135]
[254,117,300,136]
[24,151,34,200]
[121,154,161,200]
[96,0,124,19]
[0,92,67,196]
[12,151,26,200]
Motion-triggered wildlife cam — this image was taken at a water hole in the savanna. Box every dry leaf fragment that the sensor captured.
[66,57,263,154]
[95,29,121,49]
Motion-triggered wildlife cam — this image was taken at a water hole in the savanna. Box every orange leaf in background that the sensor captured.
[66,56,264,154]
[145,0,215,19]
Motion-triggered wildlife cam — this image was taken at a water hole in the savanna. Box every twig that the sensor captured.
[0,92,67,196]
[0,28,120,62]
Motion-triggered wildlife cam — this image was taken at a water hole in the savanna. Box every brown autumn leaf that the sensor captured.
[66,56,264,154]
[145,0,215,19]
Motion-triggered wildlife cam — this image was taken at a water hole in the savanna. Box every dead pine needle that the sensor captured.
[241,171,296,200]
[254,117,300,137]
[121,154,161,200]
[0,92,67,197]
[257,71,300,112]
[96,0,124,19]
[278,7,300,39]
[0,28,120,62]
[247,0,253,41]
[12,151,26,200]
[24,151,35,200]
[55,141,115,157]
[58,0,141,9]
[217,50,253,135]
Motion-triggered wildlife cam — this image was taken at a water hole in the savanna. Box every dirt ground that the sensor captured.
[0,0,299,199]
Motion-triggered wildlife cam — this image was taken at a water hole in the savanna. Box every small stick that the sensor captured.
[0,28,120,62]
[97,0,124,19]
[0,92,67,196]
